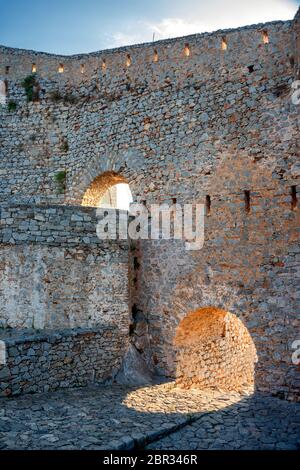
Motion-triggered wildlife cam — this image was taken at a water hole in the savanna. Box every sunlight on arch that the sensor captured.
[81,171,133,210]
[174,306,257,393]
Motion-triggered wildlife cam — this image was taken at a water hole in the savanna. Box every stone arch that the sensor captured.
[66,149,144,205]
[81,171,132,209]
[174,306,257,393]
[0,80,7,105]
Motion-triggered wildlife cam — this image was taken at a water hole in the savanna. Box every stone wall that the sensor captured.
[0,326,125,397]
[0,205,130,396]
[132,185,299,400]
[0,9,299,400]
[0,17,298,207]
[0,205,129,329]
[293,7,300,76]
[0,204,126,246]
[174,307,257,393]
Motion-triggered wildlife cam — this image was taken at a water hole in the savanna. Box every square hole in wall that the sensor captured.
[263,31,269,44]
[221,37,227,51]
[184,43,190,57]
[126,54,132,67]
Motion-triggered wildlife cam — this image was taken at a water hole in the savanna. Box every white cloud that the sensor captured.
[150,18,211,39]
[107,31,146,48]
[104,0,298,48]
[106,18,209,48]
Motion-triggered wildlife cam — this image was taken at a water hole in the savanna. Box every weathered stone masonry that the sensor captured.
[0,18,298,206]
[0,326,125,397]
[0,9,299,399]
[0,206,129,329]
[0,206,129,396]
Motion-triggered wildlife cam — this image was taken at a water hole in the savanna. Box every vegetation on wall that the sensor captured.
[49,90,62,102]
[16,143,24,152]
[60,138,69,153]
[22,74,39,102]
[7,100,17,112]
[64,93,78,105]
[49,90,78,105]
[54,170,66,194]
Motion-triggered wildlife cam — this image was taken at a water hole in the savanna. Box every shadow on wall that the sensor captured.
[173,307,258,393]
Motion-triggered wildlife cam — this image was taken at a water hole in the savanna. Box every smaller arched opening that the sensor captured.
[0,80,7,105]
[174,307,257,393]
[81,171,133,210]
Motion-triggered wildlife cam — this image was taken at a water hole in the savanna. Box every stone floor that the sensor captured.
[0,382,299,450]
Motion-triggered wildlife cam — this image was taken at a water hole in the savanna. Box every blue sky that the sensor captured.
[0,0,298,54]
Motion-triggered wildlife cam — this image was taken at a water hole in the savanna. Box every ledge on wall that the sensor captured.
[0,325,127,397]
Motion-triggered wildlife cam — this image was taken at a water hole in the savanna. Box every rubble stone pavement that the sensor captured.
[0,382,299,450]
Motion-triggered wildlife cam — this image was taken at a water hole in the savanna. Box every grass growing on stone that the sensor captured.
[22,74,38,102]
[63,93,78,105]
[54,170,66,194]
[49,90,78,105]
[49,90,63,102]
[7,100,17,112]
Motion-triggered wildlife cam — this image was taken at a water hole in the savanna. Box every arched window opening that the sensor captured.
[184,43,190,57]
[81,171,133,210]
[99,183,132,210]
[262,30,269,44]
[126,54,132,67]
[174,307,257,393]
[221,37,227,51]
[0,80,7,105]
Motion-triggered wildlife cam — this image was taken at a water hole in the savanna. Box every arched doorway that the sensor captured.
[81,171,133,210]
[174,307,257,393]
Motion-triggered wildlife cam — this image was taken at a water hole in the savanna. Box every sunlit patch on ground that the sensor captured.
[0,383,299,450]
